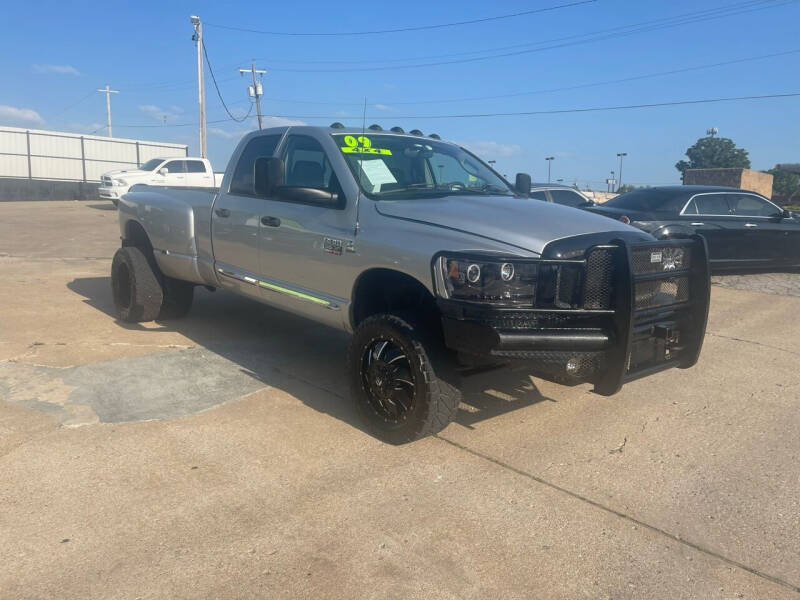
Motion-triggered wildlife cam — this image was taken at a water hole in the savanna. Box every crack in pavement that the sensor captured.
[434,434,800,595]
[705,331,800,358]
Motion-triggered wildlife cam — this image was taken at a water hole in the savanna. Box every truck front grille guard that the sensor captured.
[593,235,710,395]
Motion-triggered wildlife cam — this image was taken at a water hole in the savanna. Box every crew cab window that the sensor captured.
[283,135,334,190]
[550,189,588,208]
[691,194,731,216]
[530,190,548,201]
[229,134,281,196]
[727,193,778,217]
[163,160,186,173]
[185,160,207,173]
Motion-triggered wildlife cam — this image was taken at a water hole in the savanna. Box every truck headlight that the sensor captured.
[438,256,538,305]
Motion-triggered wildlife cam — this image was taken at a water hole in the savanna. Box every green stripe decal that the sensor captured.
[258,280,331,306]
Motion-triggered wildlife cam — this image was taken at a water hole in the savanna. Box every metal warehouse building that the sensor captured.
[0,126,188,201]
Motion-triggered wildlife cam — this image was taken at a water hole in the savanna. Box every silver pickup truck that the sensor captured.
[112,125,710,443]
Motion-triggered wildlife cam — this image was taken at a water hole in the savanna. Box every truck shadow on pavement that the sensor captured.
[65,277,555,436]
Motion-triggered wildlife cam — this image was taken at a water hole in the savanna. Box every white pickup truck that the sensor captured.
[99,157,222,206]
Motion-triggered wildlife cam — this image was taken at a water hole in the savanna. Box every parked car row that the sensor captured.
[99,157,222,206]
[529,182,798,273]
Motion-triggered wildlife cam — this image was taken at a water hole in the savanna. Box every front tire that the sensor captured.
[348,313,461,444]
[111,247,163,322]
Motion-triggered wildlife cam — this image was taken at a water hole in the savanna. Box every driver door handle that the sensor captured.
[214,208,230,218]
[261,216,281,227]
[691,222,704,226]
[744,223,758,228]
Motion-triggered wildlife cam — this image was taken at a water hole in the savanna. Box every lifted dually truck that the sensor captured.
[112,125,710,443]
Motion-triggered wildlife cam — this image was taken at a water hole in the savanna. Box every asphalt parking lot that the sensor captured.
[1,201,799,599]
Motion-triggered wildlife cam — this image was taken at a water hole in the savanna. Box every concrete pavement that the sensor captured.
[1,201,798,599]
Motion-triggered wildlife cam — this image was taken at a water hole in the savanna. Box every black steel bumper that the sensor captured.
[439,236,710,395]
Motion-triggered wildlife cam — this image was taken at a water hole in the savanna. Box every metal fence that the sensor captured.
[0,126,188,183]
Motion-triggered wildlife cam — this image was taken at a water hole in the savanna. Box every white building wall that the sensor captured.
[0,126,187,182]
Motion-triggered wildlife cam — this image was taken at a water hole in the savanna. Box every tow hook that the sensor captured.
[652,325,682,358]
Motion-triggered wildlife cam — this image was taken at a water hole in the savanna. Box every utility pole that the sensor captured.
[239,62,267,129]
[545,156,555,183]
[96,85,119,137]
[616,152,627,192]
[191,15,207,158]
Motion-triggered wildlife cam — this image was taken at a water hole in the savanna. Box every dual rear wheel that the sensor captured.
[111,246,193,322]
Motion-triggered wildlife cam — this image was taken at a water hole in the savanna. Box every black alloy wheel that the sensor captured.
[361,338,417,423]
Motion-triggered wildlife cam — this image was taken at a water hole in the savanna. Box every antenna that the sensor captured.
[353,97,367,236]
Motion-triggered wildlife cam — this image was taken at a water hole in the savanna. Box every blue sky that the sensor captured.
[1,0,798,188]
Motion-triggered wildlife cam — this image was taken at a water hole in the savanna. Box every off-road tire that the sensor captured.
[348,313,462,444]
[158,276,194,320]
[111,246,163,322]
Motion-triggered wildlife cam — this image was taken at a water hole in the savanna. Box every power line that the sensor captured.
[205,0,596,37]
[249,0,781,66]
[258,0,797,72]
[203,42,253,122]
[110,91,800,128]
[258,48,800,107]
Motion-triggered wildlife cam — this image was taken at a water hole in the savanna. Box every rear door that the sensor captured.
[681,193,741,267]
[185,159,212,187]
[211,134,282,299]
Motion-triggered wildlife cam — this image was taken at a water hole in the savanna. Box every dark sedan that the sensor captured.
[586,186,799,272]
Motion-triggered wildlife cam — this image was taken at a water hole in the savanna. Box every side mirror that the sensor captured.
[276,186,341,208]
[782,209,792,219]
[254,156,284,197]
[515,173,531,197]
[158,167,168,176]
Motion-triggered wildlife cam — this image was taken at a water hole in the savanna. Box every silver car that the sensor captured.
[111,125,710,443]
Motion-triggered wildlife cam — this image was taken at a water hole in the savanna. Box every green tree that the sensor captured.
[617,184,638,194]
[765,168,800,203]
[675,136,751,177]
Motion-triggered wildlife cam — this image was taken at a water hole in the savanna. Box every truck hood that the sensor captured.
[104,169,151,179]
[374,195,642,254]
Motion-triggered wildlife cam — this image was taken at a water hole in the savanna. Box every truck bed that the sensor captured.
[119,185,217,285]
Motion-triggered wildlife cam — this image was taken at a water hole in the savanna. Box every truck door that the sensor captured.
[256,134,354,324]
[154,159,187,187]
[725,192,787,268]
[185,159,212,187]
[211,134,282,299]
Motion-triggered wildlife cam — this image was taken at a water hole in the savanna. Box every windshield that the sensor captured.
[603,189,686,212]
[332,134,512,199]
[139,158,164,172]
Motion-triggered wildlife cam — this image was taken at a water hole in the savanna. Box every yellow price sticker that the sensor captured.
[341,147,392,155]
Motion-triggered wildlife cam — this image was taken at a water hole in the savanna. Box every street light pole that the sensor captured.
[545,156,555,183]
[616,152,627,192]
